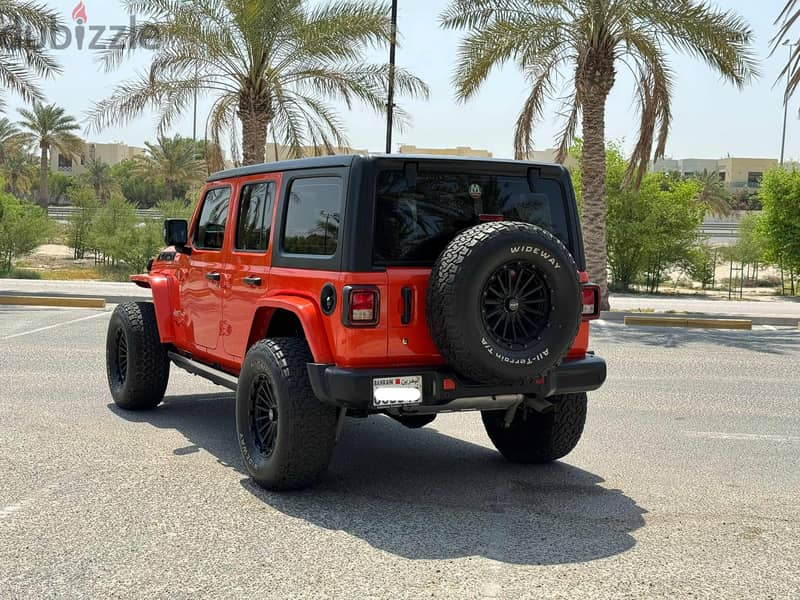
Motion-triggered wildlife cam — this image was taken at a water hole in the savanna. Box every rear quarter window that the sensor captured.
[283,177,342,256]
[373,170,572,265]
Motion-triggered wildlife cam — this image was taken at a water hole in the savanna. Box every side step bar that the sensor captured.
[168,352,238,391]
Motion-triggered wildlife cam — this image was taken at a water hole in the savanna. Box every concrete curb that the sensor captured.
[0,295,106,309]
[601,311,797,328]
[623,315,752,330]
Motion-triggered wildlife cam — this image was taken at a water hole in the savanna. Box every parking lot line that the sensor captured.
[684,431,799,443]
[2,311,108,340]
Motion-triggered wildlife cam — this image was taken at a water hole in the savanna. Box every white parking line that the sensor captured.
[685,430,799,443]
[1,311,108,340]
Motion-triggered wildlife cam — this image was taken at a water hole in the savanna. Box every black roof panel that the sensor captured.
[206,153,565,182]
[207,155,357,182]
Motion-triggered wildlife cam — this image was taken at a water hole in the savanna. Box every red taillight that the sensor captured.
[582,284,601,320]
[344,286,380,326]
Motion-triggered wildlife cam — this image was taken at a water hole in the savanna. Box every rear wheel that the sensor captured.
[106,302,170,410]
[481,393,587,463]
[236,338,338,491]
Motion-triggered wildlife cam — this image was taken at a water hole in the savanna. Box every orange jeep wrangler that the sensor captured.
[105,155,606,490]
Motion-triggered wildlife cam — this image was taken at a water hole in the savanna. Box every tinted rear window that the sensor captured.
[373,170,572,265]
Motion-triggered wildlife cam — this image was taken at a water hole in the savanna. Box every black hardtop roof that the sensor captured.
[206,153,564,182]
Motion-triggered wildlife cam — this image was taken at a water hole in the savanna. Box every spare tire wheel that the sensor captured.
[426,221,582,384]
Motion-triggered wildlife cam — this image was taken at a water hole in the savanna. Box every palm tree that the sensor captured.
[694,171,731,217]
[774,2,800,99]
[18,103,83,208]
[440,0,757,305]
[2,144,37,198]
[88,0,428,165]
[1,118,23,163]
[82,158,117,202]
[135,135,206,202]
[0,0,63,107]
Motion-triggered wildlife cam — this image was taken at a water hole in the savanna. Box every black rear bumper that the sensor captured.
[307,354,606,411]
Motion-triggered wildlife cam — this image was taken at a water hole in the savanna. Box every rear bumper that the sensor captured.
[307,354,606,411]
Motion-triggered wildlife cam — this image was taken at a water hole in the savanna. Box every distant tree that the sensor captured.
[0,1,62,106]
[0,188,55,272]
[90,194,137,266]
[680,243,719,289]
[82,158,117,202]
[156,198,194,220]
[135,135,205,202]
[1,145,37,198]
[66,184,100,259]
[110,159,167,208]
[693,170,731,217]
[18,103,83,208]
[757,169,800,274]
[0,118,31,164]
[45,171,74,204]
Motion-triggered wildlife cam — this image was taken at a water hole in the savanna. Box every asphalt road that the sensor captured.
[1,307,798,599]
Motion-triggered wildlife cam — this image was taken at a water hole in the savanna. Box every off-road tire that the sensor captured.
[427,221,582,384]
[481,393,587,463]
[236,338,338,491]
[106,302,170,411]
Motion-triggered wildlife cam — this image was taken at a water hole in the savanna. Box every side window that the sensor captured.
[194,187,231,250]
[236,181,275,252]
[283,177,342,256]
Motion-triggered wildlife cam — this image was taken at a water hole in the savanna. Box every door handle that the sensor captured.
[205,272,221,282]
[243,276,262,287]
[401,286,413,325]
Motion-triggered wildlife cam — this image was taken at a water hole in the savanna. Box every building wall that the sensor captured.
[522,148,578,170]
[398,144,493,158]
[653,156,780,190]
[717,157,777,189]
[50,142,146,175]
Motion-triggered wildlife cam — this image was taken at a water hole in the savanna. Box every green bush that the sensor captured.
[0,268,42,279]
[0,188,56,272]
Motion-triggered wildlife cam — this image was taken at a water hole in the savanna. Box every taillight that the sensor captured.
[582,284,601,320]
[343,286,380,326]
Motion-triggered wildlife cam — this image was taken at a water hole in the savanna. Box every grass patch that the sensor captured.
[38,267,102,281]
[0,268,43,280]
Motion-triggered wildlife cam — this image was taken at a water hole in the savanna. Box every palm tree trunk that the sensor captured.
[580,92,611,310]
[238,99,270,165]
[38,143,49,208]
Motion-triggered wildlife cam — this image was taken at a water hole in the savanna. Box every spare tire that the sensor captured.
[426,221,582,384]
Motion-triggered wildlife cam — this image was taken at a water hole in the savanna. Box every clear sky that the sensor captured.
[9,0,796,161]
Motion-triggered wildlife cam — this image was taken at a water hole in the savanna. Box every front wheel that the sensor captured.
[236,338,338,491]
[481,393,587,463]
[106,302,170,411]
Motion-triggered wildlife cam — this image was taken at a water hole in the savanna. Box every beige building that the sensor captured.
[51,142,146,175]
[652,156,786,190]
[522,148,579,169]
[265,143,368,162]
[398,144,493,158]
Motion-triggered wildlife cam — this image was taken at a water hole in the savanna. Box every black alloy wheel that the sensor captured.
[480,260,551,351]
[251,374,278,457]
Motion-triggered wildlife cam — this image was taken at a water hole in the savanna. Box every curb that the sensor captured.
[601,311,797,328]
[0,295,107,309]
[623,315,752,330]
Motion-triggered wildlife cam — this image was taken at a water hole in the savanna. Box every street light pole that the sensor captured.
[780,40,797,166]
[385,0,398,154]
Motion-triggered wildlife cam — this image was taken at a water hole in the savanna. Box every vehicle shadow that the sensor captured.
[111,392,646,565]
[599,325,800,355]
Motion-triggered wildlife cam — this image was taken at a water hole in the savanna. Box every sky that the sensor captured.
[8,0,797,161]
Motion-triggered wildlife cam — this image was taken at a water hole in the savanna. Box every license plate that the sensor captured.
[372,375,423,407]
